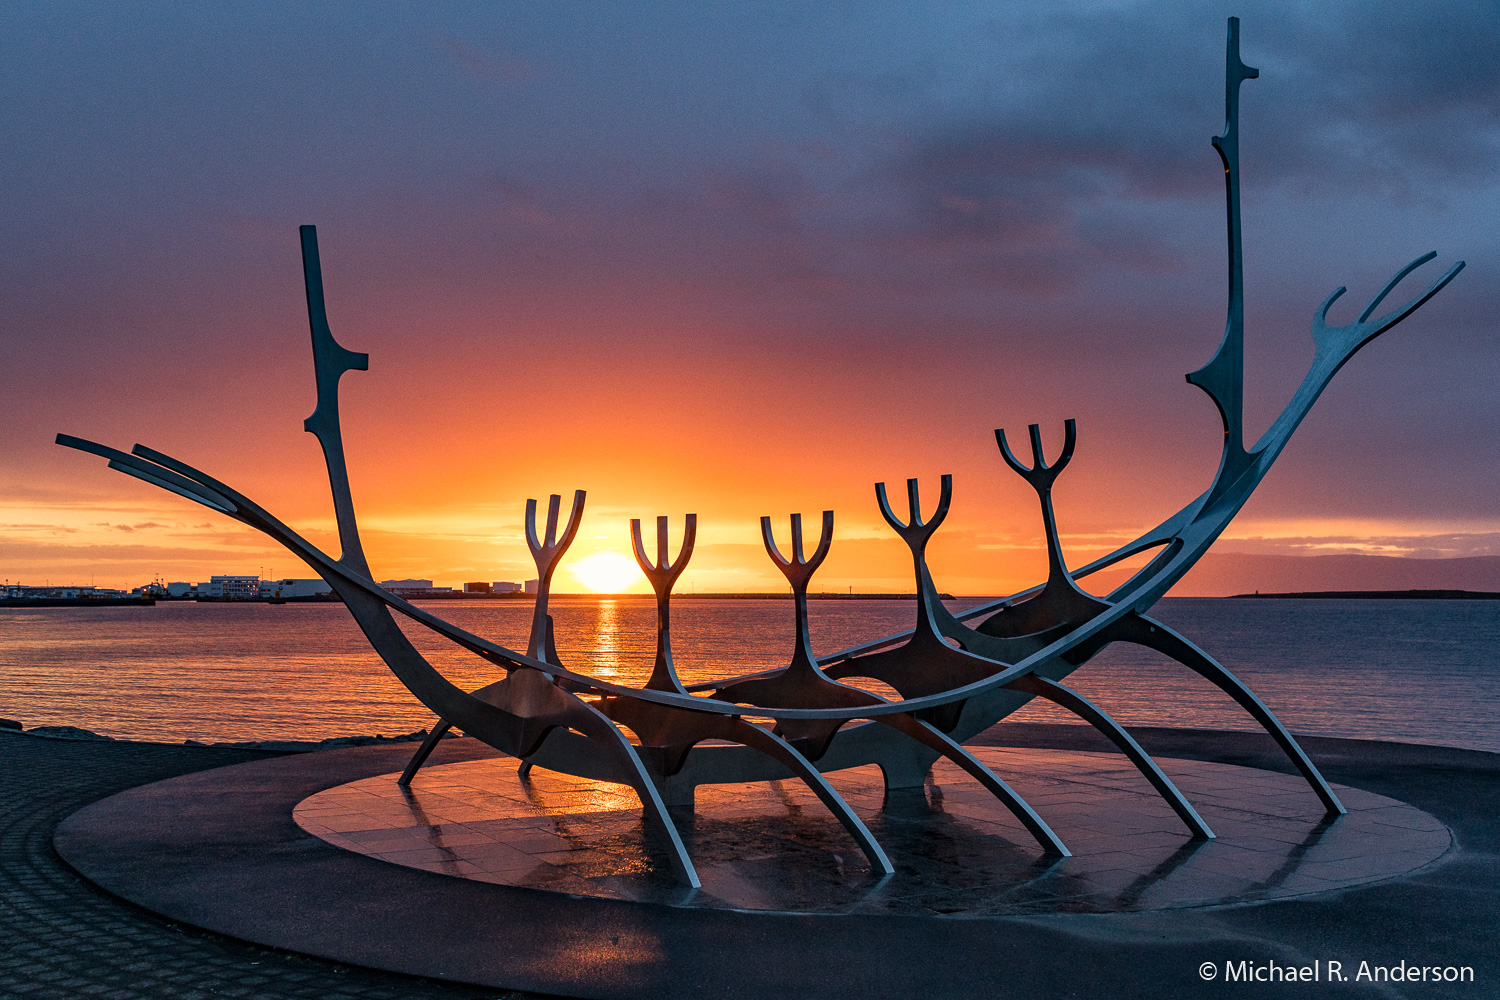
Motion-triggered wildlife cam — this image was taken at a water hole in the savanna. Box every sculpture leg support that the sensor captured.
[570,705,701,889]
[1007,674,1215,840]
[877,714,1071,857]
[1116,612,1346,817]
[731,720,895,874]
[397,720,452,786]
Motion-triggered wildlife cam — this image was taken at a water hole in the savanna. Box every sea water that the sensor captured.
[0,597,1495,751]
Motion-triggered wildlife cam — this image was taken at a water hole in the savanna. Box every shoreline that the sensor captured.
[7,590,1499,609]
[0,717,449,754]
[1231,588,1500,600]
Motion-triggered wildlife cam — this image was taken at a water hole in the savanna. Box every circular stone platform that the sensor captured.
[294,748,1447,915]
[53,737,1458,999]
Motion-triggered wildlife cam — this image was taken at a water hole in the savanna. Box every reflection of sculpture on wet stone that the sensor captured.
[58,19,1463,889]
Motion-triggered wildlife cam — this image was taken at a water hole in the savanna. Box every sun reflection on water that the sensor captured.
[592,599,621,678]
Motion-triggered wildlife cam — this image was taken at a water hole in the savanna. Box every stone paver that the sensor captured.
[0,730,537,1000]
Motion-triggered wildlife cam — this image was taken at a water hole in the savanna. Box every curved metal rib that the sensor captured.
[714,502,1066,856]
[398,722,452,786]
[565,696,700,888]
[340,565,702,886]
[1102,611,1345,816]
[1005,673,1215,840]
[727,719,894,874]
[877,713,1069,857]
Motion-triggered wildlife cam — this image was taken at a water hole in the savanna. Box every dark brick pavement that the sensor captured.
[0,730,540,1000]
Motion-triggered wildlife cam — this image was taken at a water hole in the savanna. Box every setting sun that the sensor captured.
[567,552,643,593]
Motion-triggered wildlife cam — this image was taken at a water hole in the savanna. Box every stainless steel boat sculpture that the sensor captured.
[59,20,1462,888]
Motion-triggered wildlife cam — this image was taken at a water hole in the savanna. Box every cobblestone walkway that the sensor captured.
[0,730,537,999]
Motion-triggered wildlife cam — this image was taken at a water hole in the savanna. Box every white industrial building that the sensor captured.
[260,578,333,599]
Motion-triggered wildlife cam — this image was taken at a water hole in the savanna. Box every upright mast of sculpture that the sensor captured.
[632,514,697,692]
[524,492,585,664]
[299,227,372,575]
[1188,17,1258,500]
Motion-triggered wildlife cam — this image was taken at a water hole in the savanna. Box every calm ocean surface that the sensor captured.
[0,597,1496,752]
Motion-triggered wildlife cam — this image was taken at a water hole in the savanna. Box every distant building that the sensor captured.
[2,584,132,601]
[205,575,260,600]
[166,582,192,597]
[378,578,455,598]
[492,581,522,594]
[260,578,332,599]
[524,579,539,595]
[464,581,492,594]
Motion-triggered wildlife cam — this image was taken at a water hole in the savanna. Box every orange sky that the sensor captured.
[1,6,1496,596]
[12,308,1497,598]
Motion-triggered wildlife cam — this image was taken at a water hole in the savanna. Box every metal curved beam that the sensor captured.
[877,713,1069,857]
[60,433,1041,722]
[342,566,701,887]
[730,719,894,874]
[1005,673,1215,841]
[563,697,700,888]
[1102,611,1345,817]
[397,720,452,786]
[64,227,707,885]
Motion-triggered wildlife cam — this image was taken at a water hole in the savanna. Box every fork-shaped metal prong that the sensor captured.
[996,419,1076,493]
[874,475,952,552]
[631,514,697,692]
[524,490,586,662]
[1246,252,1463,476]
[762,511,833,584]
[762,511,834,675]
[995,421,1080,592]
[872,475,956,649]
[1312,252,1466,360]
[632,514,697,587]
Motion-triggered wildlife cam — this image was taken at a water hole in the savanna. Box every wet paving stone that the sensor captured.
[296,747,1450,914]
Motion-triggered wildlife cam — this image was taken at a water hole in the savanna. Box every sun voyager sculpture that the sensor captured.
[61,20,1462,888]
